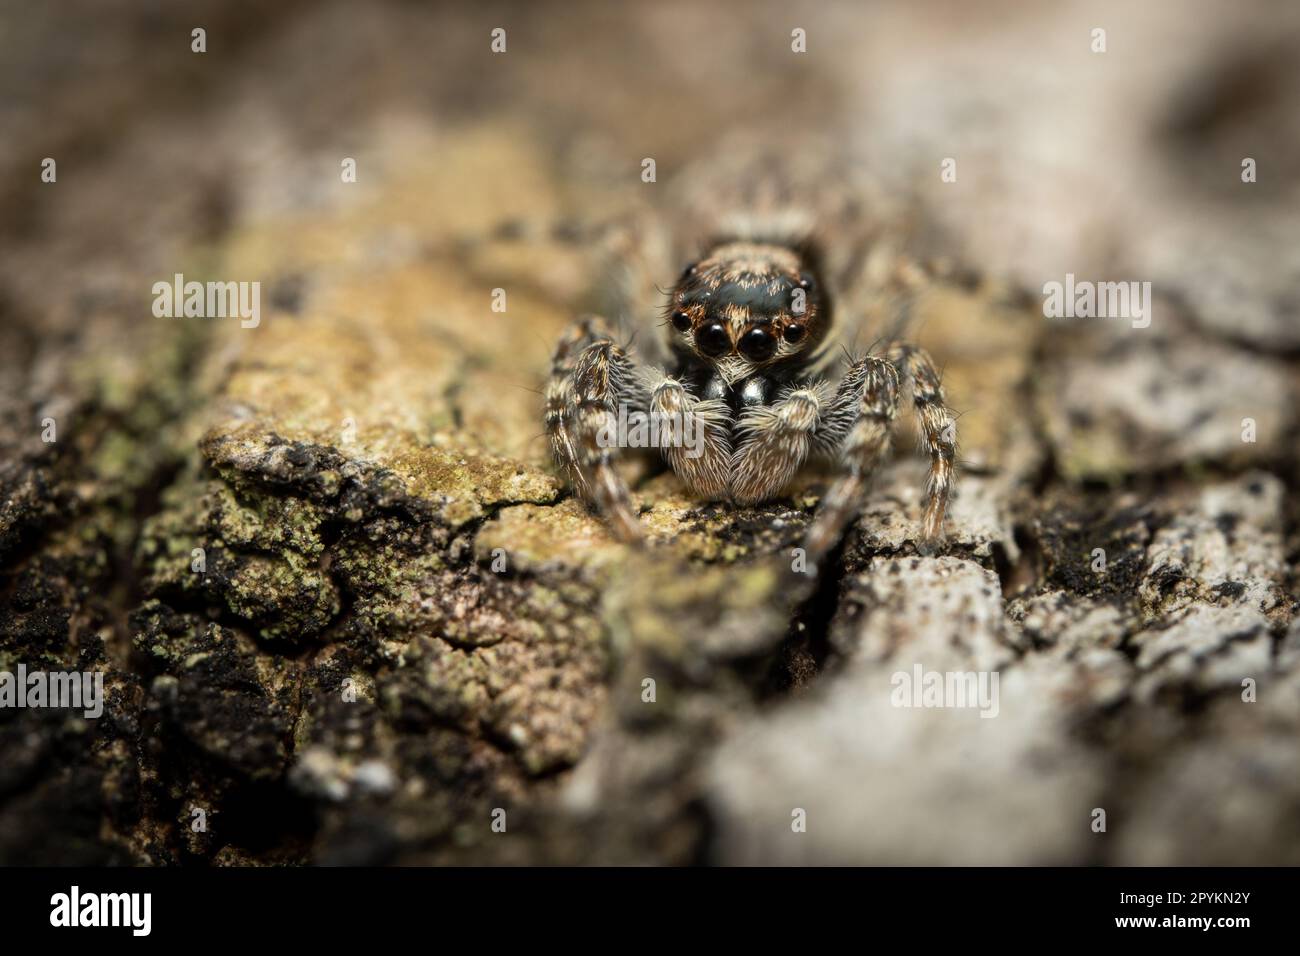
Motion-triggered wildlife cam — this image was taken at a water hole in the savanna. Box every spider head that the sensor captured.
[666,241,825,386]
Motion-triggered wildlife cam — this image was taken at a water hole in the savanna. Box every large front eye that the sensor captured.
[739,326,776,361]
[696,322,730,357]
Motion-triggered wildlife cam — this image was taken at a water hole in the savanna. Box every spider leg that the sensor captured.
[642,370,733,500]
[729,383,834,505]
[544,316,646,542]
[802,341,957,565]
[886,342,958,542]
[545,317,601,490]
[802,356,901,565]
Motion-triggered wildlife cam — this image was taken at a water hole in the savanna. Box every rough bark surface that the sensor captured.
[1,0,1297,865]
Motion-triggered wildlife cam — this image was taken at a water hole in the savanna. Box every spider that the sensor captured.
[543,162,958,570]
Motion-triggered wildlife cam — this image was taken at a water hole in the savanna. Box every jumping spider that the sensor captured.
[544,166,958,568]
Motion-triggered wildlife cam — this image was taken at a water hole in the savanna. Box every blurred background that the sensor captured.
[0,0,1297,865]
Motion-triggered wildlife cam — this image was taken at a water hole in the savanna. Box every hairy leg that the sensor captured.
[802,356,901,566]
[544,316,646,542]
[642,370,733,500]
[729,383,833,505]
[886,342,958,542]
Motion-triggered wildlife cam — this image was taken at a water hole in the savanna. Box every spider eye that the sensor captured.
[670,310,691,332]
[739,327,776,361]
[680,263,698,281]
[695,322,731,357]
[783,323,806,344]
[798,273,815,292]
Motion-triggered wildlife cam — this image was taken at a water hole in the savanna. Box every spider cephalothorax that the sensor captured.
[667,241,829,397]
[545,194,957,569]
